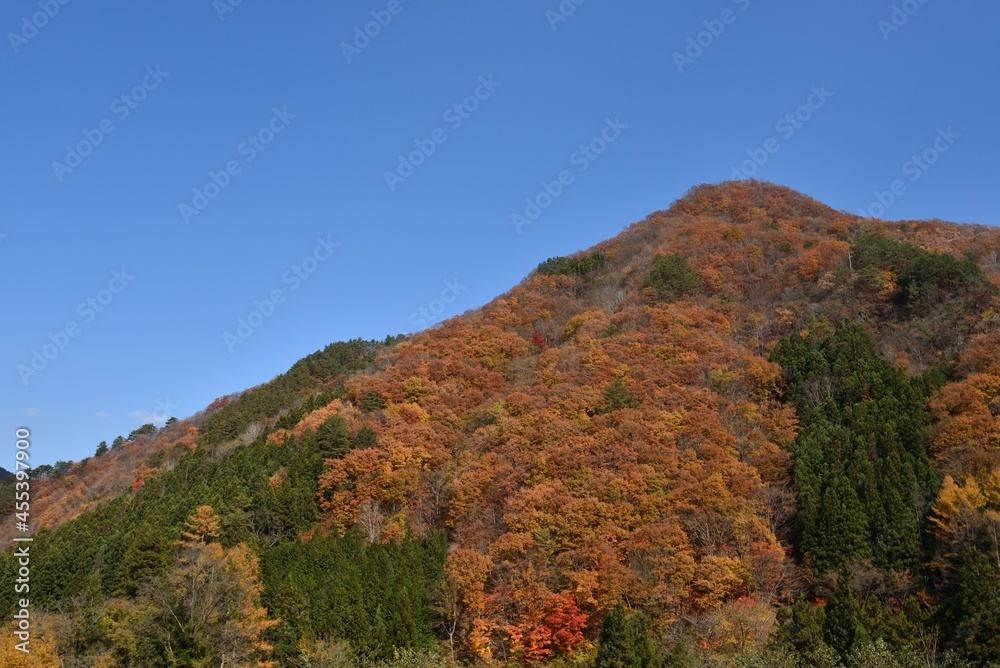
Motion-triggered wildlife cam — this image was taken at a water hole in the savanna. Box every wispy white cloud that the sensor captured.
[96,410,112,420]
[131,409,167,425]
[25,407,40,416]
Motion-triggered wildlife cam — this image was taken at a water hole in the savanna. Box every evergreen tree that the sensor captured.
[353,426,378,450]
[595,603,658,668]
[643,253,701,302]
[824,570,870,661]
[952,549,1000,664]
[315,415,351,459]
[776,600,840,668]
[360,391,387,412]
[772,323,940,574]
[600,377,639,413]
[537,251,606,277]
[119,525,172,596]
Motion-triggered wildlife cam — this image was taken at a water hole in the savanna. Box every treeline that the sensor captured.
[0,407,446,666]
[2,199,1000,667]
[852,234,988,313]
[0,336,452,667]
[199,337,396,444]
[772,322,942,574]
[588,322,999,667]
[766,323,999,666]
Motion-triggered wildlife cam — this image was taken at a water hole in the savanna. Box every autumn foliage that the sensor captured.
[5,181,1000,665]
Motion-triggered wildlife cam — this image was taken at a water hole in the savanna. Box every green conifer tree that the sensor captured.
[953,549,1000,664]
[595,603,658,668]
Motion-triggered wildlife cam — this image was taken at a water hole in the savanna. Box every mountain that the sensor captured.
[2,181,999,667]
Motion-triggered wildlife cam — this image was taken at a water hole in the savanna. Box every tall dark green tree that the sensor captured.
[823,570,870,661]
[776,600,840,668]
[119,525,173,596]
[352,426,378,450]
[643,253,701,302]
[315,415,351,459]
[600,377,638,413]
[595,603,658,668]
[772,323,939,573]
[952,549,1000,664]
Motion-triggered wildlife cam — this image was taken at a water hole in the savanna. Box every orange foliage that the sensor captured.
[11,182,1000,661]
[307,182,1000,658]
[1,419,201,549]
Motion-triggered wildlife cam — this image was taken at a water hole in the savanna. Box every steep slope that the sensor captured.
[0,338,396,548]
[307,181,999,662]
[3,181,999,667]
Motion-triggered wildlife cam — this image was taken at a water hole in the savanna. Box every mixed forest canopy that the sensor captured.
[3,181,1000,667]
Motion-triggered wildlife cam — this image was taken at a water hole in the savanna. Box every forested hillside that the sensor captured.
[3,181,999,667]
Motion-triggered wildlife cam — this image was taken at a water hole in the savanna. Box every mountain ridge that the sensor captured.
[3,180,1000,666]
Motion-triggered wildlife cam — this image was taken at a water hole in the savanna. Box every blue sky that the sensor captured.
[3,1,998,465]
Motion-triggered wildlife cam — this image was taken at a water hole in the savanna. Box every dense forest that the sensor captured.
[3,181,999,667]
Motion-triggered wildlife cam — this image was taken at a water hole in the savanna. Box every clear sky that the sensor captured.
[3,1,998,465]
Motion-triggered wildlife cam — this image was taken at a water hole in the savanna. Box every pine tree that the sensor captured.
[359,391,386,412]
[642,253,701,302]
[315,415,351,459]
[814,473,870,571]
[120,525,172,596]
[601,377,638,413]
[353,425,378,450]
[953,549,1000,664]
[595,603,658,668]
[823,570,870,661]
[773,323,939,574]
[776,600,840,668]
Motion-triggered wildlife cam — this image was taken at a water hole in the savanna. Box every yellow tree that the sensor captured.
[0,612,63,667]
[149,505,278,667]
[928,472,1000,576]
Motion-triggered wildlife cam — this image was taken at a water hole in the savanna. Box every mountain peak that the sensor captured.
[4,186,1000,666]
[670,180,839,224]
